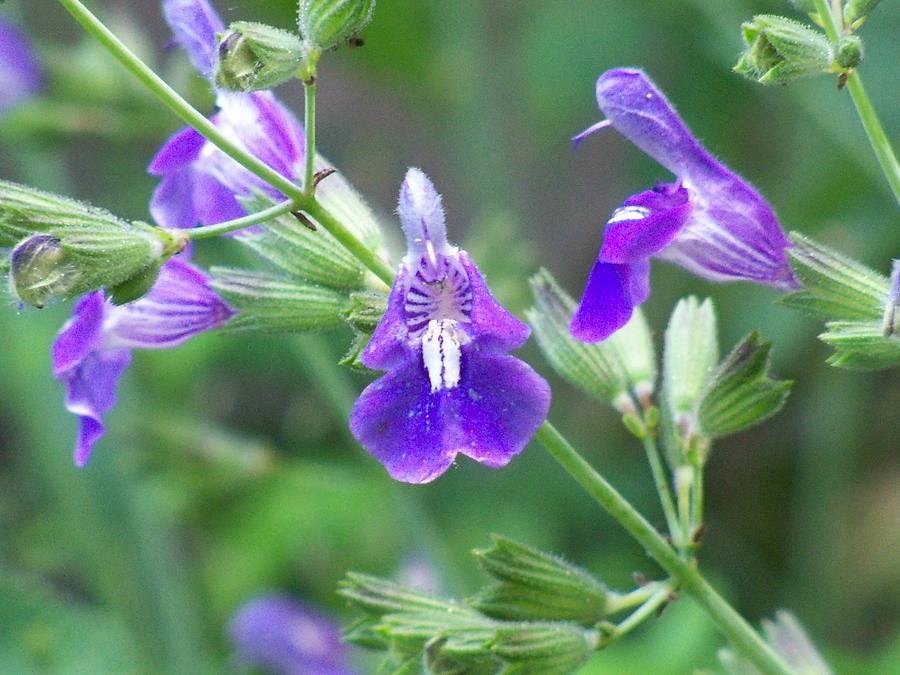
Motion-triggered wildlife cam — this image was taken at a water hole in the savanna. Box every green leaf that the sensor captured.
[820,321,900,370]
[469,535,608,623]
[698,332,793,438]
[211,267,351,333]
[780,232,888,321]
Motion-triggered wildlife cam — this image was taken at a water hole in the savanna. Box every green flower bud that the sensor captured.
[10,235,83,308]
[215,22,304,92]
[108,259,162,306]
[470,535,609,624]
[490,624,596,674]
[835,34,863,69]
[734,15,832,85]
[844,0,881,27]
[298,0,375,51]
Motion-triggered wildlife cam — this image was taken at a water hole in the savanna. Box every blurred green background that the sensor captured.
[1,0,898,673]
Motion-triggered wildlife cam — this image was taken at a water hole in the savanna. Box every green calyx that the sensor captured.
[735,15,832,85]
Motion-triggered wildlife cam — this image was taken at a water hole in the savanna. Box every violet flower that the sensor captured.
[230,595,354,675]
[350,169,550,484]
[570,68,798,342]
[150,0,305,231]
[0,19,42,115]
[52,259,233,466]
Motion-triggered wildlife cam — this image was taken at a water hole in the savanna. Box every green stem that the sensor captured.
[640,433,682,548]
[185,199,299,240]
[56,0,395,286]
[691,459,704,539]
[535,421,795,675]
[610,583,674,641]
[606,579,669,615]
[304,81,317,196]
[813,0,900,204]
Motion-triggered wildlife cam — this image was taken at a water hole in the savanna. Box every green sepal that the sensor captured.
[663,297,718,424]
[489,623,594,674]
[469,535,608,624]
[844,0,881,27]
[339,573,464,618]
[238,195,365,290]
[298,0,376,51]
[734,15,832,85]
[698,332,793,438]
[820,321,900,370]
[339,290,386,372]
[779,232,888,321]
[835,35,863,69]
[215,21,304,92]
[527,268,655,410]
[108,259,162,305]
[210,267,350,333]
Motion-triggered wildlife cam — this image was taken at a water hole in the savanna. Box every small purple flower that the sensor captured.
[0,20,42,115]
[150,0,305,230]
[52,259,233,466]
[230,595,354,675]
[350,169,551,483]
[570,68,798,342]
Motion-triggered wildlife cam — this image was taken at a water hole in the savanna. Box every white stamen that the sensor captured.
[422,319,465,392]
[425,239,438,270]
[608,205,651,224]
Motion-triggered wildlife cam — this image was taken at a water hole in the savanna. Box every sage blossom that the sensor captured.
[350,169,551,483]
[52,259,233,466]
[570,68,797,342]
[0,19,42,115]
[230,595,354,675]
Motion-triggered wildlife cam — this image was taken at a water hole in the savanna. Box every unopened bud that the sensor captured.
[10,235,82,308]
[298,0,375,52]
[215,22,304,92]
[735,15,832,85]
[835,35,863,69]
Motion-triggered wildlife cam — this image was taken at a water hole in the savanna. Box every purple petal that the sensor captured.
[53,292,106,376]
[150,165,199,230]
[461,254,530,352]
[192,171,245,225]
[63,349,132,467]
[359,268,410,371]
[398,168,450,259]
[230,596,352,675]
[162,0,224,79]
[0,20,42,114]
[104,259,233,349]
[570,260,649,342]
[350,346,550,484]
[599,184,691,264]
[148,126,206,175]
[595,69,712,180]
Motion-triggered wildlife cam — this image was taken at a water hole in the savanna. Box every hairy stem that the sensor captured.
[184,199,299,240]
[535,422,795,675]
[813,0,900,203]
[56,0,395,285]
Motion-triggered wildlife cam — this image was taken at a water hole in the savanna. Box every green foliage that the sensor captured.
[698,332,793,438]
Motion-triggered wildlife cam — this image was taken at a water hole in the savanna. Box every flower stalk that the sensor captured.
[812,0,900,203]
[184,199,300,240]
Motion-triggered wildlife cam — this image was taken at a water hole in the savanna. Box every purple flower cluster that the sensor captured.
[350,169,551,483]
[0,20,42,115]
[570,69,797,342]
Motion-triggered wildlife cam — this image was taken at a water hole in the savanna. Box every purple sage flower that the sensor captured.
[570,68,798,342]
[0,20,42,115]
[230,595,354,675]
[150,0,305,231]
[52,259,233,466]
[349,169,551,483]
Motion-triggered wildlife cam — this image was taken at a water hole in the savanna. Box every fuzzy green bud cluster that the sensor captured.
[215,22,305,92]
[298,0,375,52]
[2,180,185,307]
[735,15,832,85]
